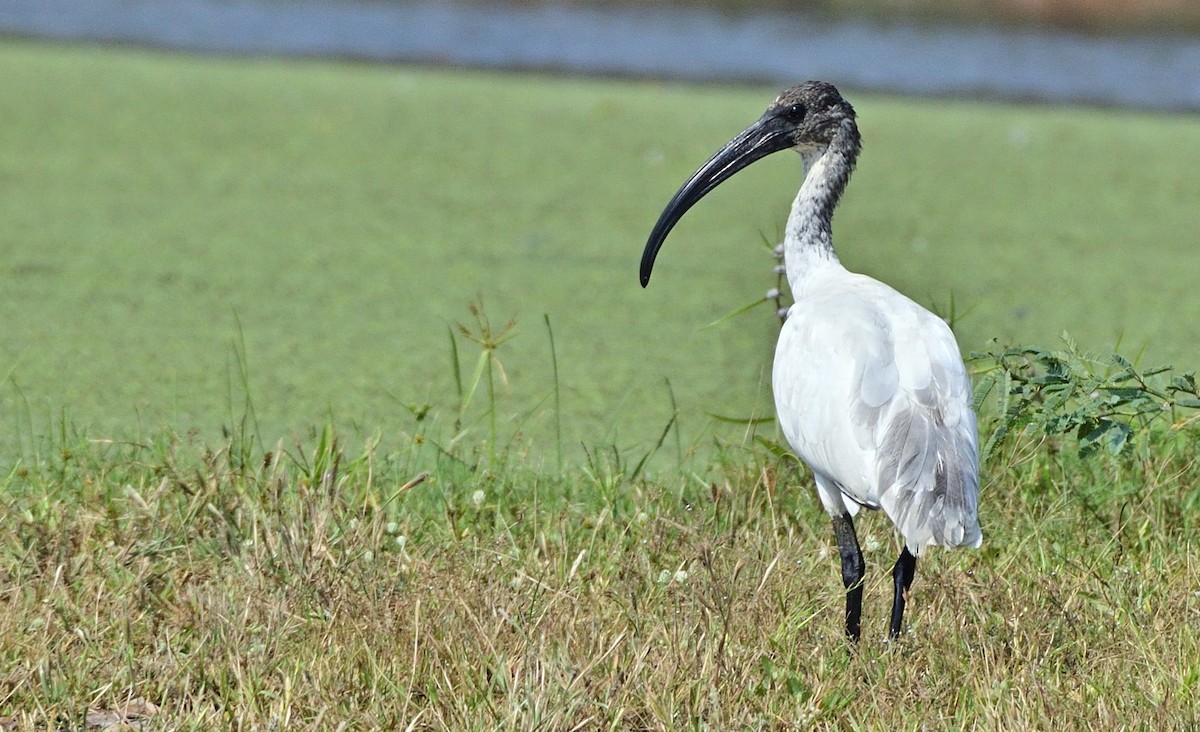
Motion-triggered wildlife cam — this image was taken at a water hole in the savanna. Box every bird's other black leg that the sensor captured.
[831,513,865,641]
[889,546,917,639]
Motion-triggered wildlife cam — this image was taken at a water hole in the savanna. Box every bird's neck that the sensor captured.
[783,126,859,293]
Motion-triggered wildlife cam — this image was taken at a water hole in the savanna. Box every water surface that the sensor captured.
[2,0,1199,110]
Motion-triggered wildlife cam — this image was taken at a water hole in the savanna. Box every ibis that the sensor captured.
[640,82,981,641]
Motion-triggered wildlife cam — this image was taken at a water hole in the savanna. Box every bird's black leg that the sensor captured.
[831,513,866,641]
[889,546,917,639]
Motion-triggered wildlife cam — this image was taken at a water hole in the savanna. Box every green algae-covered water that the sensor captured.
[2,41,1198,461]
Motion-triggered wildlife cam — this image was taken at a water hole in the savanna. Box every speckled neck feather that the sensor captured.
[783,121,861,293]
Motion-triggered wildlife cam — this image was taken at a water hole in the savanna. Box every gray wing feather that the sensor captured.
[850,310,981,553]
[876,382,981,553]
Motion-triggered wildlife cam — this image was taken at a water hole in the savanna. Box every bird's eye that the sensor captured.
[784,103,806,120]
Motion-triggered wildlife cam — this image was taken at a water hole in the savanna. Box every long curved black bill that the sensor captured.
[640,113,796,287]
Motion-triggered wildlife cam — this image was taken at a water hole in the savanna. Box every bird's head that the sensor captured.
[640,81,858,287]
[766,81,857,153]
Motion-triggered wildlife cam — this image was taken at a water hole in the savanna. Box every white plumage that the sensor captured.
[641,81,981,640]
[773,263,981,551]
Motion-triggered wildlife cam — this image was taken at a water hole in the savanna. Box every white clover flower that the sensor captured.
[472,489,486,508]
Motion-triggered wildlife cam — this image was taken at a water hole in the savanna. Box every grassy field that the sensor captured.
[2,412,1198,728]
[1,40,1200,729]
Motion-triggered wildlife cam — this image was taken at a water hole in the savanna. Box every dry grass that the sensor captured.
[2,424,1198,730]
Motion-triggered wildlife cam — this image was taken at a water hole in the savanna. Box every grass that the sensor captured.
[1,419,1198,728]
[1,39,1200,728]
[2,40,1200,461]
